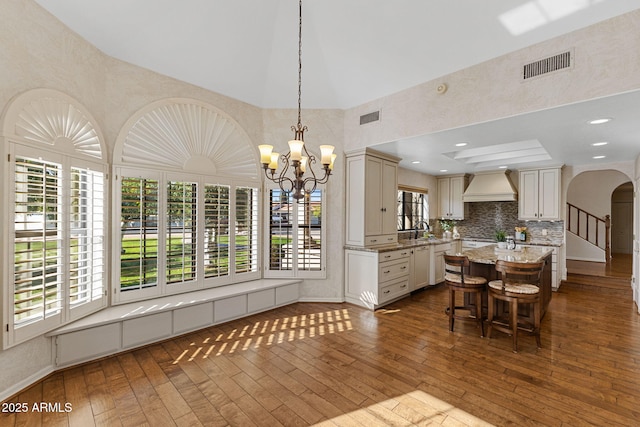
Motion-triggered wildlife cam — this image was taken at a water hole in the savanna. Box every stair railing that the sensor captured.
[566,203,611,262]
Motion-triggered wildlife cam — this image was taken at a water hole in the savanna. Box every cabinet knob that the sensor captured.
[383,270,391,274]
[383,290,390,294]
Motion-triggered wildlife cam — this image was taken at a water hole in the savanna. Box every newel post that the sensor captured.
[604,214,611,263]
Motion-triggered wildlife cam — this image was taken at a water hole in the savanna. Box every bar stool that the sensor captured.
[486,260,545,353]
[443,254,488,337]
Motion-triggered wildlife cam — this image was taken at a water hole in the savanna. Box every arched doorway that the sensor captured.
[611,182,633,255]
[565,170,633,279]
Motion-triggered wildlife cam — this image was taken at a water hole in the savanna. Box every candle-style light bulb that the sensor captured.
[319,145,335,165]
[258,145,273,165]
[288,140,304,161]
[269,152,279,170]
[329,153,337,171]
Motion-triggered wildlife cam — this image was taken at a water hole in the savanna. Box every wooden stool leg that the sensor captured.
[475,290,484,337]
[511,298,518,353]
[448,287,455,332]
[487,292,494,339]
[534,301,542,349]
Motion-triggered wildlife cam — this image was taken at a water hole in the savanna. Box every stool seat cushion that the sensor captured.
[488,280,539,294]
[445,273,487,285]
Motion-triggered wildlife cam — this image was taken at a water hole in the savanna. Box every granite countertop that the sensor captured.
[462,244,553,264]
[345,238,458,253]
[461,236,563,247]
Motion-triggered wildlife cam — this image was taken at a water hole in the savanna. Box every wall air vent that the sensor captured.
[523,50,572,80]
[359,110,380,125]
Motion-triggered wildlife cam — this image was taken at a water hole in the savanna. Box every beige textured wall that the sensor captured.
[262,108,345,300]
[0,0,346,398]
[344,10,640,151]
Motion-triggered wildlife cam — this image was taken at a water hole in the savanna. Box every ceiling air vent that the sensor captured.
[523,51,571,80]
[360,110,380,125]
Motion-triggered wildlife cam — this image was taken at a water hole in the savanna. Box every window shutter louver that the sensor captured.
[13,157,63,328]
[120,177,159,291]
[235,186,259,274]
[204,184,230,278]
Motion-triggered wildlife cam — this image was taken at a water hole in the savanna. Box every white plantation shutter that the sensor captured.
[268,189,294,271]
[265,186,326,278]
[235,186,259,275]
[4,89,107,347]
[69,167,105,310]
[166,181,198,285]
[13,157,64,330]
[119,176,159,292]
[204,184,230,278]
[297,190,323,272]
[11,155,107,345]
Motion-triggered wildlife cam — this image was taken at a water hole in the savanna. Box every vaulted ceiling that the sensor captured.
[34,0,640,174]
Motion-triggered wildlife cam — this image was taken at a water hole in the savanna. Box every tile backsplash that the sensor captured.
[427,201,564,245]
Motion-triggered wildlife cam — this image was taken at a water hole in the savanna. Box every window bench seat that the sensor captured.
[47,279,301,368]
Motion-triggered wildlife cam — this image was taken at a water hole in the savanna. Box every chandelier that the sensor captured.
[258,0,335,200]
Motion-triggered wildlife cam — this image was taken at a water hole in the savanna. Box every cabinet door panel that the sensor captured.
[449,176,465,219]
[437,178,451,218]
[381,160,398,234]
[538,168,560,219]
[365,156,383,236]
[519,170,539,219]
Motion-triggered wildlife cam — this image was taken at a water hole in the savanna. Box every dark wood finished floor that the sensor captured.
[3,277,640,426]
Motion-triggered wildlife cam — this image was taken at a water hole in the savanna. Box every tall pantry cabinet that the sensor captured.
[345,148,400,247]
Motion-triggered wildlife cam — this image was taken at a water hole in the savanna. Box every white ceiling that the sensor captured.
[34,0,640,175]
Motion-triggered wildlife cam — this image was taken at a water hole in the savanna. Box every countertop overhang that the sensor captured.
[345,238,456,253]
[462,244,553,264]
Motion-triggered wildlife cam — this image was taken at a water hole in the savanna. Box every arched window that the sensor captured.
[2,89,107,347]
[112,99,261,303]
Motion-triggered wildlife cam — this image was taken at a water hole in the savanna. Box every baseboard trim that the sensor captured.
[0,366,54,403]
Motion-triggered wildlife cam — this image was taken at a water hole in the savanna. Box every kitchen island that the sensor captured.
[461,244,553,317]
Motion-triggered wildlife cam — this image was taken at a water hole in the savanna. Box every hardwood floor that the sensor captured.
[3,278,640,426]
[566,253,632,279]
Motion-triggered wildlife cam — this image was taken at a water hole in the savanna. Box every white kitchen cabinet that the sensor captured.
[346,148,400,247]
[437,175,468,220]
[345,248,412,309]
[519,244,562,290]
[410,245,431,290]
[430,241,455,285]
[518,168,561,220]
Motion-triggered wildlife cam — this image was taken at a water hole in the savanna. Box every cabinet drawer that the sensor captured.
[379,259,410,282]
[379,248,411,263]
[380,278,410,303]
[366,234,397,246]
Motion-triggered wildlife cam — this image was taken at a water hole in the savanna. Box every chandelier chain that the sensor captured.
[297,0,303,128]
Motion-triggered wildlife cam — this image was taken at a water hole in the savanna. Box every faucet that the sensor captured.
[415,220,430,239]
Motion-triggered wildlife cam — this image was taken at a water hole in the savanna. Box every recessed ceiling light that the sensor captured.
[439,169,448,172]
[498,165,508,169]
[593,155,606,159]
[455,143,468,147]
[591,142,608,146]
[411,160,421,164]
[589,118,611,125]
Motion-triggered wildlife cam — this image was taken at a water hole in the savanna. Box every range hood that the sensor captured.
[462,170,517,202]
